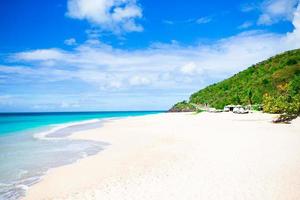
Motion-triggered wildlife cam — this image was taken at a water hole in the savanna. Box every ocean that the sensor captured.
[0,111,162,199]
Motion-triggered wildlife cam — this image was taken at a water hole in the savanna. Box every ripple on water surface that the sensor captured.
[0,120,109,200]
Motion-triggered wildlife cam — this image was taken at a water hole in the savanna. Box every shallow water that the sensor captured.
[0,111,162,199]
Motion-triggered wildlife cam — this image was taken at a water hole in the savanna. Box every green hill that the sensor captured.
[170,49,300,115]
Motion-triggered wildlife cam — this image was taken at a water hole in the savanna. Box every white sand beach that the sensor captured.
[24,112,300,200]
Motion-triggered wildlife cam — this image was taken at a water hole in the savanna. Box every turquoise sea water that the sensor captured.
[0,111,162,136]
[0,111,162,199]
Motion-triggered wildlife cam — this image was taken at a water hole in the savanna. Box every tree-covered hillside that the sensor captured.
[168,101,196,112]
[170,49,300,115]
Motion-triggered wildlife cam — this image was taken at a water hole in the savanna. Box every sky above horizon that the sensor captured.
[1,0,300,112]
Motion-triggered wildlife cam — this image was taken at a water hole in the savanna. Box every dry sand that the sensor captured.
[24,112,300,200]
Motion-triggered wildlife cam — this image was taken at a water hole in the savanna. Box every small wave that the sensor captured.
[33,119,101,140]
[15,184,29,191]
[79,152,88,158]
[16,169,28,179]
[0,176,41,200]
[0,182,11,187]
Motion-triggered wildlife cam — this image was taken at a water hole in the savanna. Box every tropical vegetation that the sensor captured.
[170,49,300,117]
[169,101,196,112]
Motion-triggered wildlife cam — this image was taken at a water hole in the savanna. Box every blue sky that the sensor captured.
[0,0,300,112]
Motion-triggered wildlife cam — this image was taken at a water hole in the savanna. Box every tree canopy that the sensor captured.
[170,49,300,115]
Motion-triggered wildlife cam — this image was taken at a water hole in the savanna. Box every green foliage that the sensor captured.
[263,94,300,115]
[186,49,300,112]
[169,101,196,112]
[251,104,263,111]
[263,94,287,114]
[286,58,298,65]
[288,75,300,96]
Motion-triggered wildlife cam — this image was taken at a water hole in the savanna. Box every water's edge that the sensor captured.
[0,119,108,200]
[0,112,163,200]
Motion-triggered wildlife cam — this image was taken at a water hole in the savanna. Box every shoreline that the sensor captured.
[24,112,300,200]
[1,112,163,199]
[0,119,108,199]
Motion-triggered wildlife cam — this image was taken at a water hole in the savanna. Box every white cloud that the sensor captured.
[196,17,212,24]
[180,62,201,75]
[238,21,254,29]
[162,17,212,25]
[162,20,175,25]
[258,0,299,25]
[129,75,152,86]
[66,0,143,33]
[3,3,300,111]
[10,30,295,91]
[64,38,77,46]
[285,3,300,47]
[0,95,13,106]
[15,49,65,61]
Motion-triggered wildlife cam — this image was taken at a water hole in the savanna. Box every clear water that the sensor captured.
[0,111,162,199]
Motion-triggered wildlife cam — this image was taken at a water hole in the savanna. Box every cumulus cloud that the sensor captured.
[10,30,296,91]
[2,3,300,111]
[180,62,200,75]
[64,38,77,46]
[258,0,299,25]
[129,75,152,86]
[286,3,300,47]
[15,49,65,61]
[66,0,143,33]
[241,0,299,26]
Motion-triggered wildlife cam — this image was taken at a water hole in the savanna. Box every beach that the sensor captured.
[23,112,300,200]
